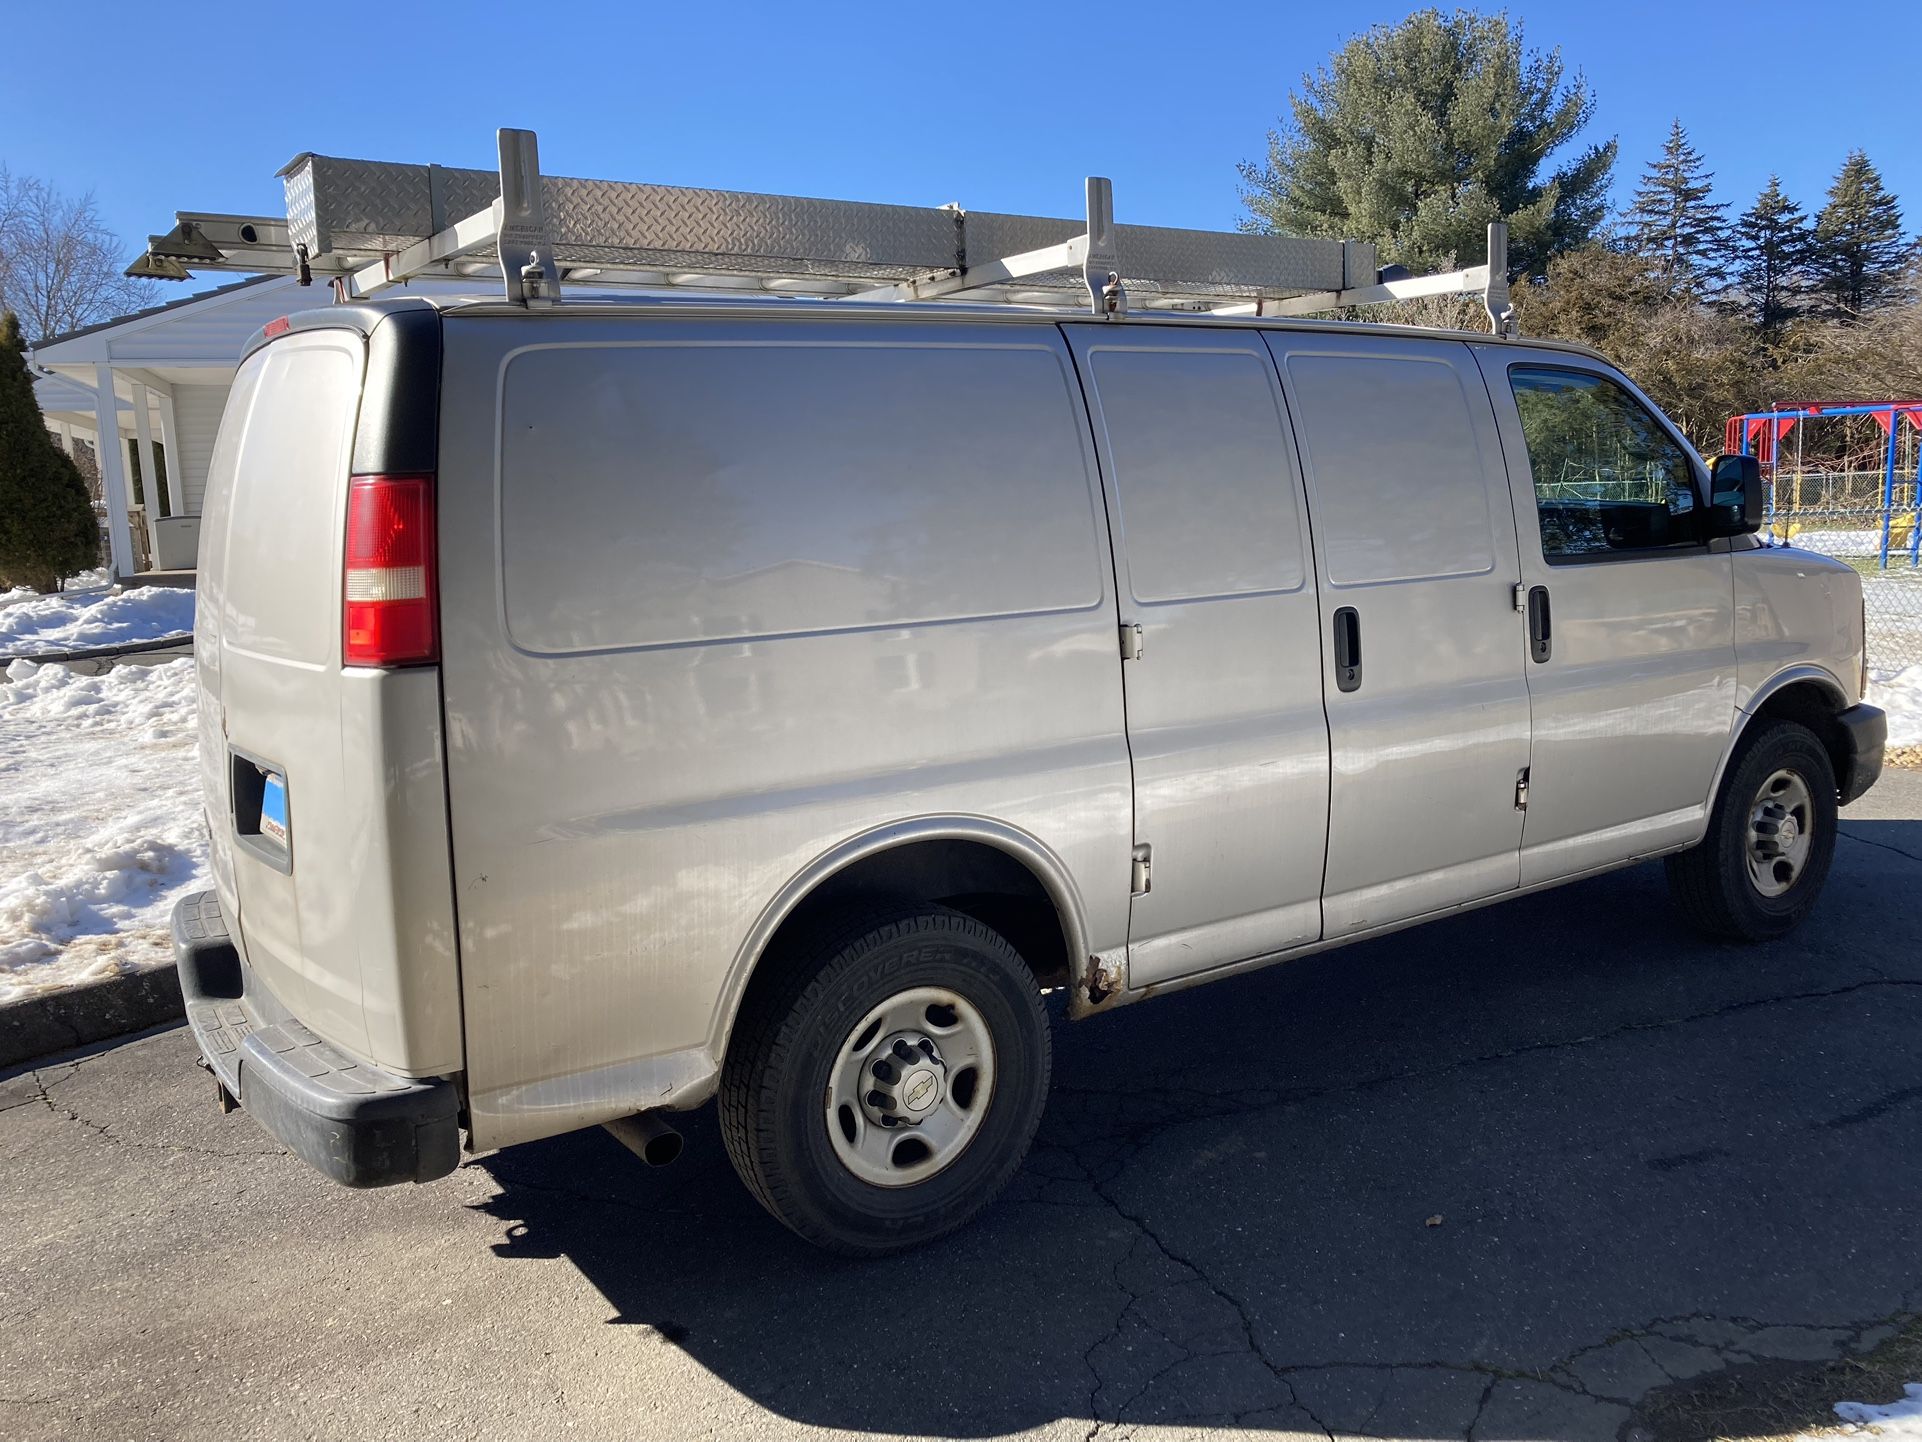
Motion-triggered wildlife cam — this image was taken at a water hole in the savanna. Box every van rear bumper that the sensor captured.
[171,891,460,1187]
[1837,703,1886,806]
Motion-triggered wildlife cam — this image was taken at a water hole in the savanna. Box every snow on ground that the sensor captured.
[0,584,195,655]
[1871,666,1922,748]
[2,566,114,605]
[1791,529,1893,557]
[0,657,206,1002]
[1831,1384,1922,1438]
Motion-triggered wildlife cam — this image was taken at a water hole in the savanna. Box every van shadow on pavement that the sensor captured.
[475,821,1922,1441]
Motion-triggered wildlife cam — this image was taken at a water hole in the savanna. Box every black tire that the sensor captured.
[718,903,1051,1256]
[1665,719,1838,942]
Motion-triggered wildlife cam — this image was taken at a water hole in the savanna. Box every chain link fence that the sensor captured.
[1764,469,1922,675]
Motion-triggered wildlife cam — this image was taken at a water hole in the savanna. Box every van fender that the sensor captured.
[707,815,1095,1062]
[1702,663,1850,821]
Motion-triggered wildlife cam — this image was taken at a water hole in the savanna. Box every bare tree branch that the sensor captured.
[0,167,159,343]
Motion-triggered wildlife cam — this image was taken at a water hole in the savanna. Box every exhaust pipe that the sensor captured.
[603,1112,684,1167]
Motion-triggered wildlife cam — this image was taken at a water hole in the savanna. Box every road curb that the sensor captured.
[0,966,184,1070]
[0,631,195,667]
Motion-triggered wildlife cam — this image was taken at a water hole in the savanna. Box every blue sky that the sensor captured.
[8,0,1917,278]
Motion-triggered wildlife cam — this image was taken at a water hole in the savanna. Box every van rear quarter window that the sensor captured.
[1087,346,1306,603]
[1282,352,1496,587]
[496,338,1105,655]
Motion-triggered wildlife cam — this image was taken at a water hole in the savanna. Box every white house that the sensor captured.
[31,275,313,579]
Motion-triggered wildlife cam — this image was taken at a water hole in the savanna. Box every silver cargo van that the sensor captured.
[175,293,1884,1254]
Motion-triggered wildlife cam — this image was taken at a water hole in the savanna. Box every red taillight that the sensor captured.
[343,474,438,667]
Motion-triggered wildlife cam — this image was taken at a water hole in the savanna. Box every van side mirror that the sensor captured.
[1705,454,1765,537]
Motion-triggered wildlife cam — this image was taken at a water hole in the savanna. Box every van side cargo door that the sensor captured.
[1066,323,1329,985]
[1264,331,1531,936]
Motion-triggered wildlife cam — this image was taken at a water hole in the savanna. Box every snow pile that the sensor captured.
[1,656,199,740]
[0,584,195,655]
[1834,1384,1922,1438]
[2,566,114,604]
[1790,530,1888,557]
[0,657,206,1000]
[1870,666,1922,749]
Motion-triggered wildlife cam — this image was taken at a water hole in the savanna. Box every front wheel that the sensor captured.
[718,903,1050,1255]
[1666,719,1838,942]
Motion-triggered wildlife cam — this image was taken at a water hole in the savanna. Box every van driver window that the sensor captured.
[1508,366,1702,560]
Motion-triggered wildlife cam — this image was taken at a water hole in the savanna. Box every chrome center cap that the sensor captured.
[1778,816,1798,847]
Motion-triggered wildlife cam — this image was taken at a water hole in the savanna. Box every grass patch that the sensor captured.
[1633,1315,1922,1442]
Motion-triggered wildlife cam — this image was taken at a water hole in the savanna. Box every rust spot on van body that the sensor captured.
[1082,953,1125,1006]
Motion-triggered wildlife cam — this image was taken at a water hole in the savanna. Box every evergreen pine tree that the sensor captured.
[1731,176,1813,332]
[1810,150,1909,316]
[1621,120,1731,294]
[0,311,100,592]
[1238,9,1615,277]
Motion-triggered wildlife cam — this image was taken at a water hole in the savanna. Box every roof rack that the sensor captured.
[129,127,1516,335]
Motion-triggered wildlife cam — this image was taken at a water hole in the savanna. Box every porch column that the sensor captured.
[92,364,134,580]
[131,380,164,563]
[154,389,183,514]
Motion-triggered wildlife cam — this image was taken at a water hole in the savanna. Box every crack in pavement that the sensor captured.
[0,1392,69,1410]
[1839,828,1922,865]
[1817,1083,1922,1130]
[1050,1133,1624,1439]
[1464,1376,1497,1441]
[1041,972,1922,1438]
[26,1066,284,1161]
[1047,975,1922,1191]
[1081,1301,1922,1437]
[1046,1139,1332,1439]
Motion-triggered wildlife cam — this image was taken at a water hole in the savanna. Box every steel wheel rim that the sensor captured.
[825,986,996,1189]
[1747,767,1815,898]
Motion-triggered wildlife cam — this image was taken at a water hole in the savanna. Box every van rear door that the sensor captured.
[195,312,461,1077]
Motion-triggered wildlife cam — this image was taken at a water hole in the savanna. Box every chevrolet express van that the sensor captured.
[174,294,1885,1254]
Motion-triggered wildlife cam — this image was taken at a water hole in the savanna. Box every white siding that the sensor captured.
[34,371,105,420]
[171,384,230,516]
[103,277,313,367]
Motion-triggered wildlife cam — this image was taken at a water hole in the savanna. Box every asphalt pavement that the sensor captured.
[4,770,1920,1442]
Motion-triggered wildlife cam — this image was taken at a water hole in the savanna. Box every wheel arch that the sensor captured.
[708,817,1093,1064]
[1709,665,1854,809]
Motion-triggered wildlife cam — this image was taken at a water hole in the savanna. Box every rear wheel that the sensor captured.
[1666,719,1838,942]
[718,903,1050,1255]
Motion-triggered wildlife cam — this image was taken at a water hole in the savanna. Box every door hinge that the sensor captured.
[1130,843,1153,896]
[1514,768,1530,811]
[1512,582,1528,613]
[1119,622,1144,661]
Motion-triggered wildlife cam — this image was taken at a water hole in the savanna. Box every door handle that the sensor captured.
[1527,586,1552,663]
[1332,606,1362,692]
